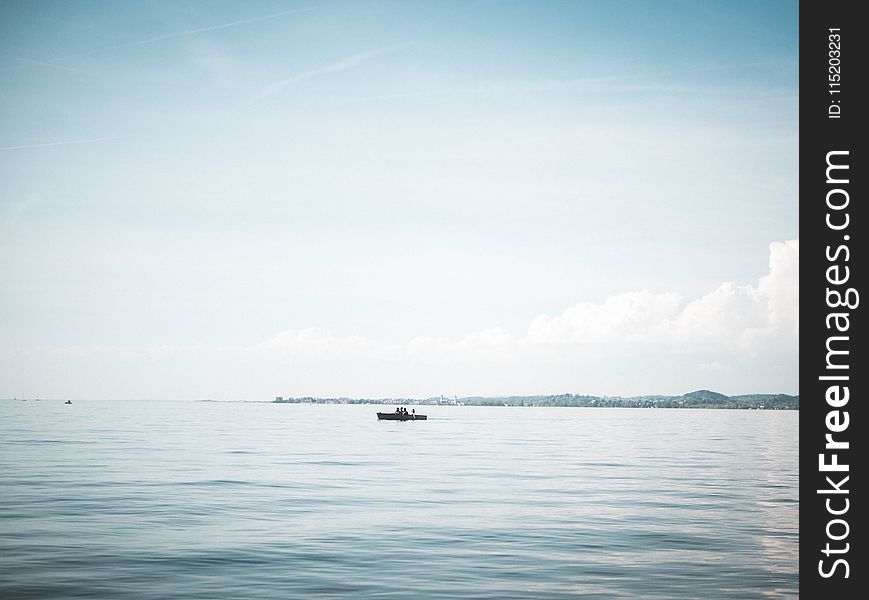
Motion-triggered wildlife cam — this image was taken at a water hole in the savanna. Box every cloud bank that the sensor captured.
[528,239,798,354]
[2,241,798,399]
[264,239,798,363]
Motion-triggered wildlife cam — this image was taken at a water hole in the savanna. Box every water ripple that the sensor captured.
[0,401,798,599]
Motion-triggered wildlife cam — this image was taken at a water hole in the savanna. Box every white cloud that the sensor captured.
[669,281,769,349]
[403,237,796,363]
[528,291,682,344]
[524,239,798,355]
[668,239,798,352]
[759,239,799,336]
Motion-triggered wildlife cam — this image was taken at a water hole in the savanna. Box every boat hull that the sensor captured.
[377,412,427,421]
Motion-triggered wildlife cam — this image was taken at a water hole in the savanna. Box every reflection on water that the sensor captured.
[0,401,798,599]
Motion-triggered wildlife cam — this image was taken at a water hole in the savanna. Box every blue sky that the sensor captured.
[1,1,798,399]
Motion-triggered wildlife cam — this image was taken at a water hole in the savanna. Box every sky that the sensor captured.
[0,0,798,400]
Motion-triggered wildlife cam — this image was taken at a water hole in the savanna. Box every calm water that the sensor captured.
[0,401,798,599]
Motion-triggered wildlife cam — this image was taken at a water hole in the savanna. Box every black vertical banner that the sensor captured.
[801,1,865,597]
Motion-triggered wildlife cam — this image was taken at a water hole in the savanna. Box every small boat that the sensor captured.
[377,411,427,421]
[64,400,72,404]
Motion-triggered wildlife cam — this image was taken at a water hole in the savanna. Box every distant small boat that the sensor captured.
[64,400,72,404]
[377,411,427,421]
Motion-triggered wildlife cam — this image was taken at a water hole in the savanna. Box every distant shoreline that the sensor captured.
[273,389,799,410]
[3,389,799,410]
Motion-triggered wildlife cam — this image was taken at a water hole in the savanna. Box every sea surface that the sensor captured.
[0,401,798,599]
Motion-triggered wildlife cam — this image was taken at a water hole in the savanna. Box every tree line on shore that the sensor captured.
[274,389,799,410]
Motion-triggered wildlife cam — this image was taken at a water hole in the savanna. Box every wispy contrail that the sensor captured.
[116,7,313,49]
[258,43,412,98]
[1,55,91,75]
[0,136,118,151]
[0,8,311,72]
